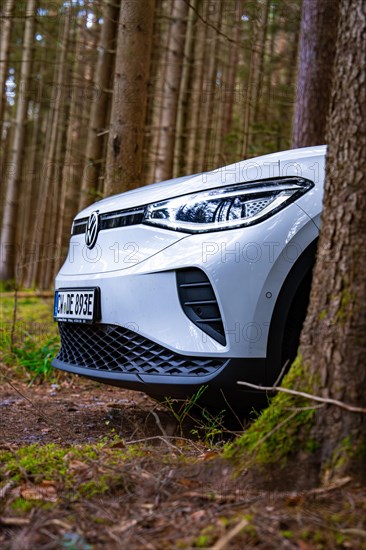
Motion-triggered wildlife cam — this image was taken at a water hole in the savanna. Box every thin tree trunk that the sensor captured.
[153,0,189,182]
[60,17,94,261]
[0,0,15,151]
[277,23,300,151]
[28,8,70,287]
[17,111,40,285]
[253,0,270,122]
[201,3,223,172]
[292,0,340,148]
[186,13,208,173]
[0,0,37,281]
[144,0,171,184]
[241,20,259,159]
[222,1,242,137]
[79,0,120,210]
[173,0,197,177]
[105,0,156,195]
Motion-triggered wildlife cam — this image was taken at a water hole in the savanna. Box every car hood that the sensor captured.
[77,145,326,219]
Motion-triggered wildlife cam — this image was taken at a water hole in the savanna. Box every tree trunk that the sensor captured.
[300,0,365,479]
[104,0,156,195]
[153,0,188,182]
[0,0,15,153]
[0,0,37,281]
[186,11,208,174]
[241,16,259,159]
[79,0,120,210]
[144,0,171,184]
[173,0,197,177]
[292,0,340,148]
[222,1,242,137]
[201,3,223,172]
[28,8,70,288]
[253,0,270,123]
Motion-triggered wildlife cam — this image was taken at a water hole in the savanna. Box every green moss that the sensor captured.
[11,497,53,513]
[335,283,353,324]
[0,440,138,491]
[328,435,366,474]
[318,309,327,321]
[281,530,294,539]
[225,355,317,467]
[304,439,320,453]
[78,477,111,498]
[0,444,70,483]
[194,534,212,548]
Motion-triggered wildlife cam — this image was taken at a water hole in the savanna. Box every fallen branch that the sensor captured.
[211,517,249,550]
[237,380,366,413]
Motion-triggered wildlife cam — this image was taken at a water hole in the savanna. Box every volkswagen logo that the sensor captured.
[85,211,99,249]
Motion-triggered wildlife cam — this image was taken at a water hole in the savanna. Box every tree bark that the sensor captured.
[292,0,340,148]
[0,0,15,152]
[173,0,197,177]
[105,0,156,195]
[153,0,188,182]
[186,11,208,174]
[201,2,223,172]
[300,0,365,479]
[79,0,120,210]
[0,0,37,281]
[253,0,270,123]
[222,1,242,137]
[27,8,70,288]
[241,14,259,159]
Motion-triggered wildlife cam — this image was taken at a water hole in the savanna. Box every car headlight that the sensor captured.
[143,177,313,233]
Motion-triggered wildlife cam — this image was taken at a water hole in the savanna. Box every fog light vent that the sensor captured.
[177,268,226,345]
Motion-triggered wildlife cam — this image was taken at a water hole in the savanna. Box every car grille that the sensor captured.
[56,322,226,376]
[72,207,145,236]
[177,268,226,345]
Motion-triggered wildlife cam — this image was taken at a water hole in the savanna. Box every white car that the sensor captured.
[53,146,325,412]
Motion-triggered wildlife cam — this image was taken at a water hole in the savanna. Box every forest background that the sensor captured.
[0,0,303,288]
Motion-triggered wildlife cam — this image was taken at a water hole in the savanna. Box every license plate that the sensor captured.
[54,288,100,323]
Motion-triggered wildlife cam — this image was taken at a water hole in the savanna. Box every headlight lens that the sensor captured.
[143,177,313,233]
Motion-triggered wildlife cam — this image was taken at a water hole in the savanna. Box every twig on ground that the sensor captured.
[211,517,249,550]
[150,410,168,438]
[237,380,366,413]
[126,435,191,454]
[0,482,14,499]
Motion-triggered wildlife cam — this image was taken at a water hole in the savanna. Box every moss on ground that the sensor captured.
[0,440,149,511]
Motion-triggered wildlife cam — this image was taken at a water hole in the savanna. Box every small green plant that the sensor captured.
[12,335,60,382]
[190,407,227,447]
[0,294,59,381]
[163,385,208,435]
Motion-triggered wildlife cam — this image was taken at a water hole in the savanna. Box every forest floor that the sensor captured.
[0,297,365,549]
[2,377,366,549]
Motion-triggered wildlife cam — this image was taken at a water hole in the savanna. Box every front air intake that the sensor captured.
[177,268,226,346]
[56,322,225,376]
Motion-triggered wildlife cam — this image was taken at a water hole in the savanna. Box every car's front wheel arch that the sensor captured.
[265,239,318,386]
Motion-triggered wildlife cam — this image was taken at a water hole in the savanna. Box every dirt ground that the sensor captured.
[1,377,366,549]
